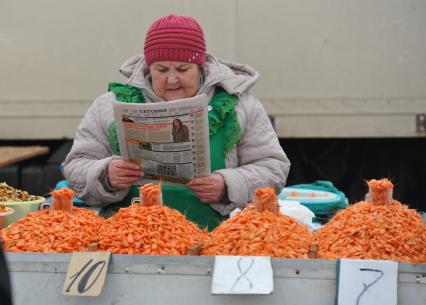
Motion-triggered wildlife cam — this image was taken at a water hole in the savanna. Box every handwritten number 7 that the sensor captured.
[356,268,384,305]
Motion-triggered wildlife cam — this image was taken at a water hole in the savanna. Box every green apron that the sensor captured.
[104,83,240,231]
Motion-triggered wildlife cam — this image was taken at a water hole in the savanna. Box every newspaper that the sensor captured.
[113,94,211,185]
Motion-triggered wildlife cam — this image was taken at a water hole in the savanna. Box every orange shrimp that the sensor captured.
[313,178,426,263]
[1,206,106,253]
[251,187,279,215]
[139,183,162,207]
[98,205,207,255]
[202,187,313,258]
[50,187,74,212]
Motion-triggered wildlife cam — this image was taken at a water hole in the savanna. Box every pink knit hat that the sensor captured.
[144,14,206,65]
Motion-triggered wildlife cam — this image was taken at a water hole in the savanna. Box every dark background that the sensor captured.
[1,138,425,212]
[280,138,426,211]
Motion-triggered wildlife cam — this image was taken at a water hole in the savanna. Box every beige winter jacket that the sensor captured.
[64,53,290,215]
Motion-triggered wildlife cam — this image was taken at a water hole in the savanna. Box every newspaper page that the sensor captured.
[113,94,210,185]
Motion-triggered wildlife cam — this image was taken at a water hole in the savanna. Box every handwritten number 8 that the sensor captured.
[65,259,107,293]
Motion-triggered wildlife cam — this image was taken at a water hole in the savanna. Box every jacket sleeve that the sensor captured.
[63,94,129,206]
[215,93,291,210]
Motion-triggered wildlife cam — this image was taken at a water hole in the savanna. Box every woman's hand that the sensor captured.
[107,159,143,190]
[187,173,227,203]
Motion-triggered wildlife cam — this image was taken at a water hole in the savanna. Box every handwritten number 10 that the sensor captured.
[65,259,107,293]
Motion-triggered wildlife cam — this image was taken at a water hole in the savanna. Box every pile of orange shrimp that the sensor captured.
[313,179,426,263]
[1,188,106,253]
[98,184,206,255]
[202,187,313,258]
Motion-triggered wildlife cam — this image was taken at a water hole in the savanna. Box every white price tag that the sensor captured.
[63,252,111,297]
[211,255,273,294]
[336,259,398,305]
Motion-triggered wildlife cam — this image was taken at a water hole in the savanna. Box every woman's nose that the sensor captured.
[166,71,178,85]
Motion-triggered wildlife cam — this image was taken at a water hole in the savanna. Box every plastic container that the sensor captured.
[365,179,394,205]
[279,185,347,223]
[131,183,163,206]
[0,207,15,228]
[2,196,46,226]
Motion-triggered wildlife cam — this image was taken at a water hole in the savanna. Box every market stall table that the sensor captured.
[0,146,49,168]
[6,253,426,305]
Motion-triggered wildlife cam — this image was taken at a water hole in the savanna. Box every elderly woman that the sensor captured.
[64,14,290,229]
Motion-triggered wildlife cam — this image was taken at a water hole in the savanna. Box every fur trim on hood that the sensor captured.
[119,53,259,100]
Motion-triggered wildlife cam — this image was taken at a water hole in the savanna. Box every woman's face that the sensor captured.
[150,61,201,101]
[173,119,181,127]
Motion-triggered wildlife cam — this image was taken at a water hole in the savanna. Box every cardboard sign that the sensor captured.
[336,259,398,305]
[211,255,273,294]
[63,252,111,297]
